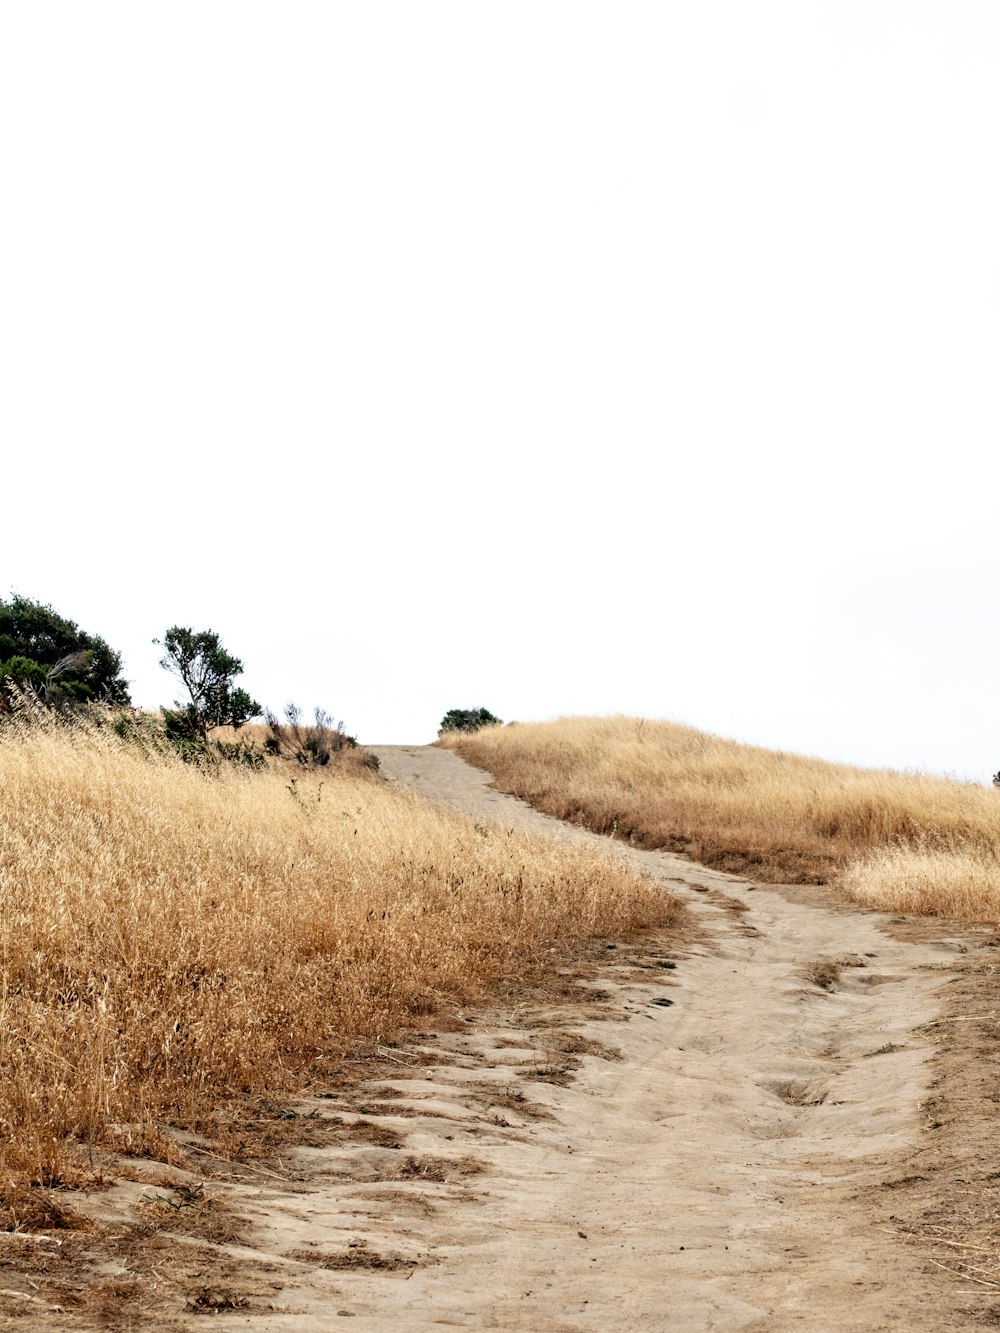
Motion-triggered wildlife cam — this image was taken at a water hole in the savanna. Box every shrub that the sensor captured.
[154,710,266,770]
[213,738,267,770]
[263,703,375,770]
[0,655,48,693]
[439,707,502,735]
[109,709,172,756]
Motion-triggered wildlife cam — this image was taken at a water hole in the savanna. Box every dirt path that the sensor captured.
[329,745,965,1332]
[40,745,991,1331]
[205,742,972,1332]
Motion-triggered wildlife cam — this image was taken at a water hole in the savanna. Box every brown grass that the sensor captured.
[802,959,844,991]
[442,715,1000,921]
[0,718,674,1205]
[840,844,1000,921]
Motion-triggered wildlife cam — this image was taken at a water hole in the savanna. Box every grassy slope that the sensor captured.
[0,721,675,1202]
[443,715,1000,919]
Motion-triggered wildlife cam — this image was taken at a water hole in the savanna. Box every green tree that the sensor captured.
[439,707,502,734]
[0,593,130,706]
[156,626,261,739]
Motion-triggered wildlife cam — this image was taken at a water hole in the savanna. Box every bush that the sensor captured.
[152,709,264,769]
[0,656,48,692]
[439,707,503,735]
[263,703,376,770]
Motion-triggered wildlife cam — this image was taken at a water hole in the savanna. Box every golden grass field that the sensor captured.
[0,719,673,1212]
[442,715,1000,921]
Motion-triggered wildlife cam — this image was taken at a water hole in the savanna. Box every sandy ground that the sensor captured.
[7,745,999,1330]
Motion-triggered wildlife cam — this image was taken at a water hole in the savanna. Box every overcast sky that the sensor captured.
[3,3,999,779]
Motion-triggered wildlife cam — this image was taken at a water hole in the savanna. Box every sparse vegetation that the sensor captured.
[0,713,673,1205]
[441,714,1000,921]
[263,702,371,769]
[803,959,844,991]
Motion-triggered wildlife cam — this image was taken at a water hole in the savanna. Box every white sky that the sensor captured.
[3,3,999,779]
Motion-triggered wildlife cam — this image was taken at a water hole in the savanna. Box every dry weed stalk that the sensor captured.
[0,719,673,1202]
[443,715,1000,921]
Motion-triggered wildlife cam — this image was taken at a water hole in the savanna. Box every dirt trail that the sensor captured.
[326,745,961,1332]
[49,745,988,1331]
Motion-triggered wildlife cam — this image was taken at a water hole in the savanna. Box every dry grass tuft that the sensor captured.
[0,717,673,1197]
[443,715,1000,921]
[0,1182,89,1233]
[802,959,844,991]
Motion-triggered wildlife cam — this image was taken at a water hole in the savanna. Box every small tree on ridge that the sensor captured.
[156,626,260,739]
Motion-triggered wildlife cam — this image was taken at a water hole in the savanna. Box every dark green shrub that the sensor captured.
[439,707,503,735]
[108,708,172,756]
[0,656,48,691]
[155,710,264,770]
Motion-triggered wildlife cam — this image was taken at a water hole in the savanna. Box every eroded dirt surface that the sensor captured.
[6,745,1000,1330]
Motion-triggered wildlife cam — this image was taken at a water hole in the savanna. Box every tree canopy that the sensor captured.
[439,707,503,734]
[0,593,130,706]
[157,626,261,738]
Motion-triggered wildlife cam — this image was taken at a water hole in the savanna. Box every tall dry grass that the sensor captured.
[0,719,672,1199]
[442,715,1000,921]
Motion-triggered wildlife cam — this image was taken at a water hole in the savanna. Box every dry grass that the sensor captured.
[0,717,672,1206]
[442,715,1000,921]
[841,845,1000,920]
[802,959,845,991]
